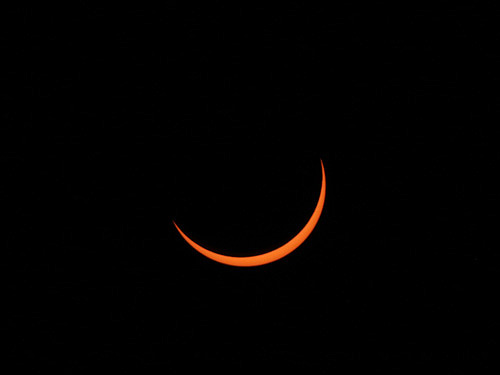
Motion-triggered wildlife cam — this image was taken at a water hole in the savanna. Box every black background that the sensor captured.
[3,2,499,372]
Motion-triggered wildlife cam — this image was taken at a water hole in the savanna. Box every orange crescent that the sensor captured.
[173,159,326,267]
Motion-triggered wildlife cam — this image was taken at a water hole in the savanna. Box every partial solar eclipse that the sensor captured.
[173,159,326,267]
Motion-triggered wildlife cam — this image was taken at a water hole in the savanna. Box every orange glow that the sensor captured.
[173,159,326,267]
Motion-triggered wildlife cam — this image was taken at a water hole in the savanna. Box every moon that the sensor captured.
[173,159,326,267]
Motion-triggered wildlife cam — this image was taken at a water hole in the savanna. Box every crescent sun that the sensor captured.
[173,159,326,267]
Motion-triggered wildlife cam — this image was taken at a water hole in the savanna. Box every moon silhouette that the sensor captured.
[173,159,326,267]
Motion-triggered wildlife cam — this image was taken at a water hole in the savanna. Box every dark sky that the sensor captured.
[3,2,498,372]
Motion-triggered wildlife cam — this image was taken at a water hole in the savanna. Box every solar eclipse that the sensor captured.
[173,159,326,267]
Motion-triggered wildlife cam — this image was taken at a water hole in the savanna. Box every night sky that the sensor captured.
[3,2,498,372]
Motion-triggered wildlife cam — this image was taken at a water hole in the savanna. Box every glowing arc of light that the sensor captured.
[173,159,326,267]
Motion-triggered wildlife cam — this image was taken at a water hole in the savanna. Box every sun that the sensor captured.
[173,159,326,267]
